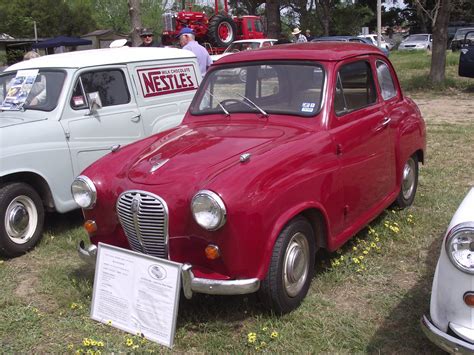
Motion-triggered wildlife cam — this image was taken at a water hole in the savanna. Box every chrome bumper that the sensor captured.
[78,241,260,299]
[421,315,474,354]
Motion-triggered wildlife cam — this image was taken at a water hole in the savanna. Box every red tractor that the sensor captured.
[161,0,265,53]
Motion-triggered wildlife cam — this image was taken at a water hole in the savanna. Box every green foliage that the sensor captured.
[331,4,374,36]
[0,0,96,38]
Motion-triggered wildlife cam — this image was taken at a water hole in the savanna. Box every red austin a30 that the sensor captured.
[74,43,426,314]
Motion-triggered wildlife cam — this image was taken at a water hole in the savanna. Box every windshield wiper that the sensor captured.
[206,90,230,117]
[237,94,268,118]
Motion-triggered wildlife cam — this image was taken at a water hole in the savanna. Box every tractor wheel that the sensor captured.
[208,14,237,47]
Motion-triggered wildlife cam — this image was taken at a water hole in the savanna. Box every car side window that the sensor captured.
[70,69,130,110]
[334,60,377,116]
[376,60,397,101]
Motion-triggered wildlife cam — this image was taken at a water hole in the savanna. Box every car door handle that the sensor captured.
[131,114,141,122]
[381,117,391,126]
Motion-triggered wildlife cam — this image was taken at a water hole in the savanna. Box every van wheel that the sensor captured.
[394,155,418,209]
[258,216,315,314]
[0,183,44,257]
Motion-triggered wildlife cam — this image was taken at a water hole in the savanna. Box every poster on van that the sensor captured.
[0,69,39,110]
[137,64,199,98]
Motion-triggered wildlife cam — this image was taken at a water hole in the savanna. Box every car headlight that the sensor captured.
[71,175,97,209]
[191,190,226,231]
[445,222,474,274]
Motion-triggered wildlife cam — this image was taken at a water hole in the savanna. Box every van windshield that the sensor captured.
[0,70,66,111]
[190,62,325,118]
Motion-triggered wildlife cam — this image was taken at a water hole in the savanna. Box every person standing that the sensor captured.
[139,28,161,47]
[177,27,212,75]
[304,29,314,42]
[291,28,307,43]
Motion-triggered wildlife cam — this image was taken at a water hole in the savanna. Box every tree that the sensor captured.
[128,0,142,46]
[428,0,451,82]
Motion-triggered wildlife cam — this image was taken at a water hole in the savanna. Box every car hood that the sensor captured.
[0,114,47,128]
[127,122,288,185]
[401,40,427,45]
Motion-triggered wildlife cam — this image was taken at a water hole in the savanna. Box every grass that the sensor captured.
[1,50,473,353]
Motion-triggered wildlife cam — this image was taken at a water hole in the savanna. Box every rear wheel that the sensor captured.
[258,216,315,314]
[208,14,237,47]
[394,155,419,208]
[0,183,44,257]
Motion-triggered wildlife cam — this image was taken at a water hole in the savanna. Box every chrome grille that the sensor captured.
[116,190,168,258]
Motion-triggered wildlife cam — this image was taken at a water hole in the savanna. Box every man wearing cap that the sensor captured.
[178,27,212,75]
[139,28,161,47]
[291,28,307,43]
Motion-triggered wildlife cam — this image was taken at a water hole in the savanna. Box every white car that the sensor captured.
[358,34,392,51]
[210,39,277,62]
[421,188,474,353]
[398,34,432,51]
[0,47,201,257]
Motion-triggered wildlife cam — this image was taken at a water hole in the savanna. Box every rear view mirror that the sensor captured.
[87,92,102,114]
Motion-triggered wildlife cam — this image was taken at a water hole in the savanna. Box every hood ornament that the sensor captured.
[149,154,169,173]
[240,153,251,163]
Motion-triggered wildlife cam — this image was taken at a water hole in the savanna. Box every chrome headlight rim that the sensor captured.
[71,175,97,209]
[445,221,474,274]
[191,189,227,231]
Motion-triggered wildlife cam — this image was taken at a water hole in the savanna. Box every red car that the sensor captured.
[74,43,426,314]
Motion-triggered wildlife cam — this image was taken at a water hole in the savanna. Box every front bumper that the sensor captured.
[421,315,474,354]
[78,241,260,299]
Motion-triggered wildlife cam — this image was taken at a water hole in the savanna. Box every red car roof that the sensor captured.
[214,42,384,65]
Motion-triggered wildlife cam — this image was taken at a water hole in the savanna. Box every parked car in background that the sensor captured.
[398,34,432,51]
[210,39,278,62]
[421,188,474,353]
[358,34,393,51]
[0,47,201,257]
[451,27,474,51]
[76,42,426,314]
[312,36,389,56]
[459,30,474,78]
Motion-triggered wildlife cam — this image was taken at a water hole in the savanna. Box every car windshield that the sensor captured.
[190,62,325,118]
[0,69,66,111]
[224,42,261,53]
[455,29,474,39]
[407,35,429,42]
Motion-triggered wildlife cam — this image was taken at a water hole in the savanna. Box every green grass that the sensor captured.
[390,50,474,93]
[0,50,472,352]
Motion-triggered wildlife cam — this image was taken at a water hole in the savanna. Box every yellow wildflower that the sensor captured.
[352,246,357,251]
[126,338,134,347]
[262,326,268,331]
[358,255,364,260]
[352,257,360,264]
[248,332,257,343]
[67,344,74,350]
[370,242,376,248]
[97,341,104,347]
[271,331,279,339]
[363,250,368,255]
[82,338,91,346]
[132,345,139,350]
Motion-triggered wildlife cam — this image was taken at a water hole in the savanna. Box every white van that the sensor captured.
[0,47,201,257]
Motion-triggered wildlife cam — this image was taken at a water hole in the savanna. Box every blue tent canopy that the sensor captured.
[32,36,92,49]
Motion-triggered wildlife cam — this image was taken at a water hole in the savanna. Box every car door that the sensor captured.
[61,66,144,176]
[329,58,395,228]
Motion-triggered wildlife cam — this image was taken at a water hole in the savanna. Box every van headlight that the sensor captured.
[445,222,474,274]
[71,176,97,209]
[191,190,226,231]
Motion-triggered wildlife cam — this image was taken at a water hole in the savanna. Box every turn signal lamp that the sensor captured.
[205,244,220,260]
[84,220,98,235]
[464,292,474,307]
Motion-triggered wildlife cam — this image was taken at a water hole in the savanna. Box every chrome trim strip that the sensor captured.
[421,315,474,354]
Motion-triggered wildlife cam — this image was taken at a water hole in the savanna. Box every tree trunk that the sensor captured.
[429,0,450,83]
[128,0,142,47]
[265,0,281,38]
[316,0,331,36]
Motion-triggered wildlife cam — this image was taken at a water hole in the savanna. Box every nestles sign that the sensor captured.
[137,64,199,98]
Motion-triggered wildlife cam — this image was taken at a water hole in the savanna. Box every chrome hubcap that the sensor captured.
[402,158,415,200]
[5,195,37,244]
[283,232,310,297]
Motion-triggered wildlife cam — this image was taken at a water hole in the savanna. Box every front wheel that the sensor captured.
[0,183,44,257]
[258,216,315,314]
[394,155,419,208]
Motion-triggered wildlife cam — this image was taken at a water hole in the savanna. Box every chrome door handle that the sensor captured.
[381,117,391,126]
[131,114,141,122]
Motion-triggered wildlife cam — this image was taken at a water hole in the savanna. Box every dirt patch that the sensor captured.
[10,255,59,314]
[412,93,474,124]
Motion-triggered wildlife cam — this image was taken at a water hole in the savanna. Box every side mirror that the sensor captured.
[87,92,102,114]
